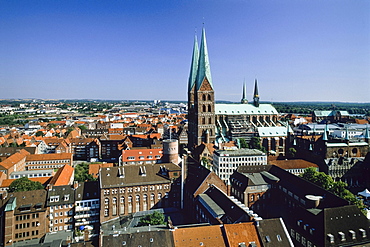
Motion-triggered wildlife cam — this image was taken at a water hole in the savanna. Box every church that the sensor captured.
[187,28,288,156]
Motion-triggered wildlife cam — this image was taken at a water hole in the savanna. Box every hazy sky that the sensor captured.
[1,0,369,102]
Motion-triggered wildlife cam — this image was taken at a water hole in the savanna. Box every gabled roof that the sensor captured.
[48,164,74,186]
[0,149,29,170]
[268,158,318,170]
[223,222,262,247]
[258,127,288,137]
[172,224,226,247]
[256,218,294,247]
[26,152,72,161]
[100,164,171,188]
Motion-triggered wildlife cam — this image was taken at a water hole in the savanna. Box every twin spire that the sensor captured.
[188,28,260,107]
[188,28,213,92]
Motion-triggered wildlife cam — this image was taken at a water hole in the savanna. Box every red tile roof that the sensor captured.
[48,164,74,186]
[0,150,29,169]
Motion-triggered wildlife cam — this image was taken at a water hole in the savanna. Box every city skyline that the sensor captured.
[1,1,369,102]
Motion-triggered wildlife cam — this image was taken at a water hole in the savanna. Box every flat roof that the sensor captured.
[214,148,265,157]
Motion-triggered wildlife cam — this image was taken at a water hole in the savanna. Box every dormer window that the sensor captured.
[327,234,334,243]
[360,229,366,238]
[297,220,302,226]
[349,230,356,240]
[338,232,345,241]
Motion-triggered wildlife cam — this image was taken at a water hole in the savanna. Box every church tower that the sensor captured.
[253,79,260,107]
[187,28,216,149]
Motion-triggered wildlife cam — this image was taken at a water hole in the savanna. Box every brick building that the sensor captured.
[1,190,48,246]
[47,185,75,232]
[99,163,181,224]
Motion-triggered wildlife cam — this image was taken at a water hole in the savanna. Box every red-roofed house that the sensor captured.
[0,149,29,178]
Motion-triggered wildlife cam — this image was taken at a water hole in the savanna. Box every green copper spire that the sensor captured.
[344,125,349,140]
[253,79,260,107]
[323,124,329,141]
[196,28,213,90]
[241,81,248,104]
[188,35,199,92]
[365,124,369,140]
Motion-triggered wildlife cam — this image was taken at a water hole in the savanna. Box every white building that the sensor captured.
[213,148,267,183]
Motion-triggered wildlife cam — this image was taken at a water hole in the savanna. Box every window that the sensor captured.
[360,229,367,238]
[349,230,356,240]
[327,234,334,243]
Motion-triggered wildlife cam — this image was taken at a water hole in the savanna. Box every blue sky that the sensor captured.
[0,0,369,102]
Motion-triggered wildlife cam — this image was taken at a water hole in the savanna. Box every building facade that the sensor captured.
[212,148,267,182]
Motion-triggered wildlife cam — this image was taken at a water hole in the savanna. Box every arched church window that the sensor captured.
[208,94,211,101]
[208,105,212,112]
[208,117,212,124]
[202,94,206,101]
[203,105,206,112]
[202,117,205,124]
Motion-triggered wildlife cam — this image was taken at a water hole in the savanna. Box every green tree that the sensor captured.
[78,125,87,130]
[300,168,365,212]
[8,177,44,192]
[137,211,165,227]
[74,163,96,182]
[249,137,266,152]
[48,123,57,129]
[35,130,45,137]
[239,138,249,148]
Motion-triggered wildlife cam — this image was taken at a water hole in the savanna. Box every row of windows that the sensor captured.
[16,214,39,221]
[76,200,99,207]
[15,230,38,239]
[53,211,73,217]
[104,193,167,204]
[218,156,266,163]
[15,221,39,229]
[104,185,169,195]
[27,159,69,165]
[126,155,161,160]
[53,218,73,224]
[50,204,73,209]
[28,164,64,169]
[51,225,72,232]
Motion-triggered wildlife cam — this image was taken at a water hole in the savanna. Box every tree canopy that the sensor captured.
[8,177,44,192]
[137,211,165,227]
[238,138,249,148]
[74,163,96,182]
[249,137,266,152]
[35,130,45,137]
[300,167,365,212]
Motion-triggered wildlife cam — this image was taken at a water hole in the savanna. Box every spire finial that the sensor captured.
[253,79,260,107]
[241,79,248,104]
